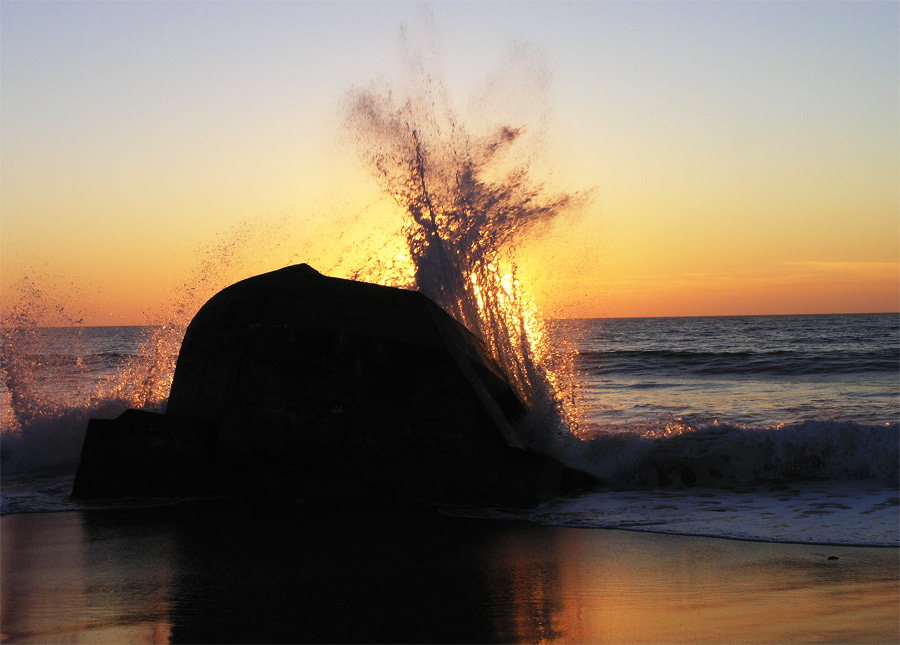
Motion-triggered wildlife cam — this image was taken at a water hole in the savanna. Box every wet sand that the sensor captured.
[2,502,898,644]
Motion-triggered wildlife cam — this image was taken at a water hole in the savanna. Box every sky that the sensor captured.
[1,1,897,324]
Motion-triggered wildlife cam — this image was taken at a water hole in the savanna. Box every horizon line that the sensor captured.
[16,311,900,329]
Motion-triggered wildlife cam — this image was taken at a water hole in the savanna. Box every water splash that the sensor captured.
[0,275,93,471]
[0,275,85,431]
[0,217,302,470]
[90,224,266,410]
[346,66,584,438]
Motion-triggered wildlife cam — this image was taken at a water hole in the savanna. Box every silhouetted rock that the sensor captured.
[75,265,590,506]
[73,409,216,498]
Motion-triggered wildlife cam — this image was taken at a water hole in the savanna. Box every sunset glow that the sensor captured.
[1,1,897,325]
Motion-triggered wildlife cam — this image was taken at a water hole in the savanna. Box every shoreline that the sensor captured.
[3,502,898,644]
[526,522,900,549]
[4,486,899,548]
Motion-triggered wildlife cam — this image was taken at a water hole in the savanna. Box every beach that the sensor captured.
[2,502,897,644]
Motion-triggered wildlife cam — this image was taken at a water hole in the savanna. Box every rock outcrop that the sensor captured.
[74,264,590,506]
[72,409,216,498]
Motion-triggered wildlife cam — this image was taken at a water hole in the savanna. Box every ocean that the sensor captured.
[2,313,897,546]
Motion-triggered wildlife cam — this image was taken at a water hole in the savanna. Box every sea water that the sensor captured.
[2,315,897,546]
[461,313,899,547]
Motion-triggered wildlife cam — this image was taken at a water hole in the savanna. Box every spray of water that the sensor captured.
[0,274,85,432]
[346,59,585,439]
[91,218,289,410]
[0,217,306,470]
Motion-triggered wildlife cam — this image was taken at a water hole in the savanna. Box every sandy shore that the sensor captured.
[2,502,898,644]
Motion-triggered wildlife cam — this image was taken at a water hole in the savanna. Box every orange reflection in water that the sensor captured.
[480,524,899,644]
[2,509,896,644]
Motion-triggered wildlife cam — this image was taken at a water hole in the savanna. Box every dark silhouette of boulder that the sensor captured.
[73,409,216,498]
[74,264,590,506]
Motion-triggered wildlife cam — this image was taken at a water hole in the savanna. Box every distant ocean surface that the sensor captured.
[562,313,898,430]
[2,314,898,546]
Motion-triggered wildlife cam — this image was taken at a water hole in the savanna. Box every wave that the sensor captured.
[540,420,899,488]
[578,348,898,377]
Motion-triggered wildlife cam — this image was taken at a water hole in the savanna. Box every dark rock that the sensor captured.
[73,409,216,498]
[75,264,590,506]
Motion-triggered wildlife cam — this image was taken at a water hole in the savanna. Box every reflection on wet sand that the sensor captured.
[1,504,897,643]
[1,511,172,643]
[493,527,898,643]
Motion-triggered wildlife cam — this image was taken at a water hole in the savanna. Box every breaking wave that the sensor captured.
[554,420,899,487]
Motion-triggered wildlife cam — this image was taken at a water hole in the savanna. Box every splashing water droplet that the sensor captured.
[346,59,586,441]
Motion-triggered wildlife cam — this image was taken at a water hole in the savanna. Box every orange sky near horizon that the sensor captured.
[1,2,897,326]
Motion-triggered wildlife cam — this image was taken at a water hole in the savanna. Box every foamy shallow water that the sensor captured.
[453,482,900,547]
